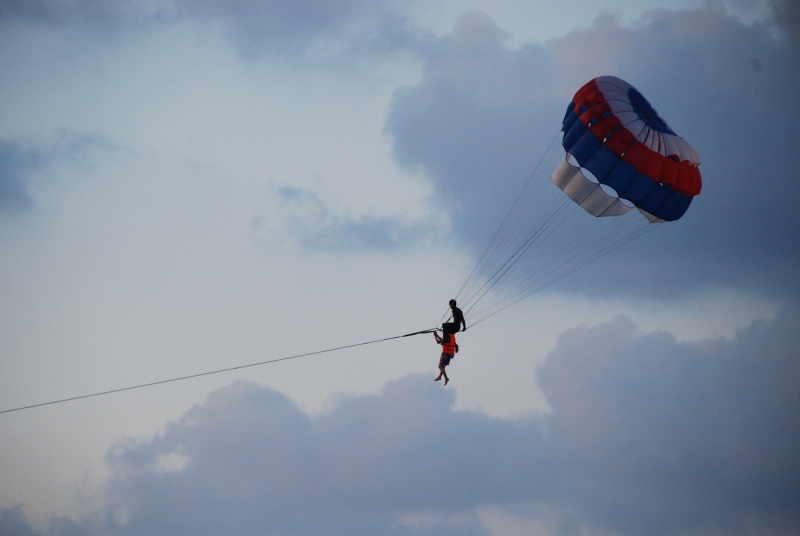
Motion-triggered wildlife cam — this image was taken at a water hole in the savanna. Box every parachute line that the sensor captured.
[452,134,662,327]
[0,328,437,415]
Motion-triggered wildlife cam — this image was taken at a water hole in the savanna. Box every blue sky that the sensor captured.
[1,1,798,535]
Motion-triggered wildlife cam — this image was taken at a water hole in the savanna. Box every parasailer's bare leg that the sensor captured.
[438,365,448,385]
[433,332,451,385]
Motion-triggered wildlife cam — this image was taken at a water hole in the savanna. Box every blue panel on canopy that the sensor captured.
[570,131,602,164]
[672,195,693,220]
[627,87,676,135]
[562,115,586,153]
[562,110,579,134]
[583,145,618,181]
[654,192,693,221]
[619,172,656,204]
[652,191,683,221]
[565,101,574,114]
[638,183,671,214]
[601,160,639,196]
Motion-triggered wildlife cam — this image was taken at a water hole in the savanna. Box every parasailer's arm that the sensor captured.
[454,308,467,331]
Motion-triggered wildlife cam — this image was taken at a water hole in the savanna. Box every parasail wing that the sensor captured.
[557,76,702,222]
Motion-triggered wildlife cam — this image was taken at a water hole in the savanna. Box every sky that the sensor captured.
[0,0,798,535]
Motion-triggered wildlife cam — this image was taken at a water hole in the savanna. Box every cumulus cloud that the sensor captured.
[7,305,798,535]
[388,12,561,252]
[94,378,532,536]
[538,308,800,535]
[387,6,800,299]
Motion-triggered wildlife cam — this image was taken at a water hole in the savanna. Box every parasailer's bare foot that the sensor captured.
[444,378,449,386]
[434,376,441,381]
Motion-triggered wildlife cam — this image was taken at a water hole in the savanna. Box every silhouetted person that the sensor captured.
[433,331,458,385]
[443,299,466,334]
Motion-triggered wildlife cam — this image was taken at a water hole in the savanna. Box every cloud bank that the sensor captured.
[5,305,798,536]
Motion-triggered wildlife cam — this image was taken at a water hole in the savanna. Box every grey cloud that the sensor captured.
[771,0,800,43]
[182,0,420,59]
[0,140,47,213]
[589,6,800,297]
[99,379,516,536]
[259,186,434,252]
[0,0,424,58]
[0,505,82,536]
[388,12,560,252]
[0,506,40,536]
[387,7,800,300]
[0,133,114,216]
[0,0,172,33]
[9,306,798,535]
[538,308,800,535]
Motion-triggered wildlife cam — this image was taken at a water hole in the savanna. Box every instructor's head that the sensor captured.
[449,299,457,308]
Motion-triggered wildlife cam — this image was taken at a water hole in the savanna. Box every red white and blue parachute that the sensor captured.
[554,76,702,222]
[451,76,703,326]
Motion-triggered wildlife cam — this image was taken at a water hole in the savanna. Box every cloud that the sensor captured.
[537,307,800,535]
[180,0,422,59]
[97,378,519,536]
[252,186,438,253]
[0,506,40,536]
[13,3,796,300]
[7,305,798,535]
[388,12,560,252]
[0,0,423,58]
[386,7,800,300]
[0,0,171,33]
[0,133,115,216]
[771,0,800,43]
[0,140,47,213]
[0,505,81,536]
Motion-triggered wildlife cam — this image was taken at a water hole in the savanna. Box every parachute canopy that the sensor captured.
[556,76,702,222]
[451,76,702,326]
